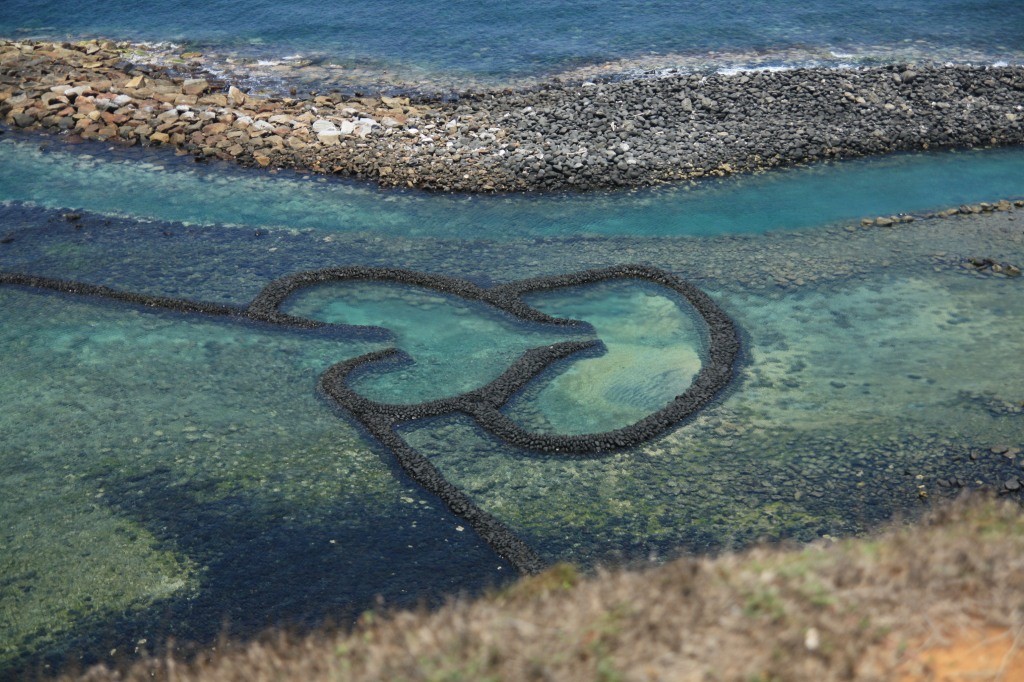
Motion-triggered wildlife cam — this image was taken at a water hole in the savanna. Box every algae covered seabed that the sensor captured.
[1,136,1023,673]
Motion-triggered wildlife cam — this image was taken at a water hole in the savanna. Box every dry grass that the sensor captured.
[65,493,1024,682]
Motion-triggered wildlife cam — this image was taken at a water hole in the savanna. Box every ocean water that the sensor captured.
[2,0,1024,673]
[2,131,1023,671]
[2,0,1023,91]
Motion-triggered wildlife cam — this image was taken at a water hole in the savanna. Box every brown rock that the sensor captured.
[228,86,246,106]
[100,111,127,125]
[181,79,209,96]
[202,122,230,135]
[254,155,271,167]
[381,95,410,109]
[201,93,228,107]
[149,131,170,143]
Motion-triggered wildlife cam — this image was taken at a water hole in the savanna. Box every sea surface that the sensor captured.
[1,0,1024,675]
[2,0,1023,91]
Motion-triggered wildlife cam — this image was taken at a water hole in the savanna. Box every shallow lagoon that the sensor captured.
[1,135,1023,672]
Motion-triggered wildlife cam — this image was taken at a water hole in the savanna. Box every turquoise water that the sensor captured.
[1,136,1024,672]
[506,281,706,435]
[283,281,585,404]
[2,136,1024,240]
[1,0,1022,88]
[0,285,511,671]
[3,0,1024,671]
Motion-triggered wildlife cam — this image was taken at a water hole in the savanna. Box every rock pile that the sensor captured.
[2,39,1023,192]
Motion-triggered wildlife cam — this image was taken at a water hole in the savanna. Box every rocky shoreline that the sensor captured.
[2,38,1023,192]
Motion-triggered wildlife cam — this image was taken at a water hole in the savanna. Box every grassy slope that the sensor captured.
[64,494,1024,681]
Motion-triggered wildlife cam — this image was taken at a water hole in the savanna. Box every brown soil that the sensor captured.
[895,625,1024,682]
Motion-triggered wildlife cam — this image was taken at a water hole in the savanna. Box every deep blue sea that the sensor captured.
[2,0,1023,90]
[2,0,1024,675]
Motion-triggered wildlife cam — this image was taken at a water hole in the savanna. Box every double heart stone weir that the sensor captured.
[0,265,742,573]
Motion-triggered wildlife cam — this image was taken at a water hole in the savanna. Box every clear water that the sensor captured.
[1,0,1022,88]
[2,0,1023,673]
[1,136,1023,672]
[2,136,1024,240]
[505,281,706,435]
[282,281,586,404]
[0,285,511,671]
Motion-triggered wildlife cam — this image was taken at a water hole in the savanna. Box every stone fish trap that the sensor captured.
[0,265,741,573]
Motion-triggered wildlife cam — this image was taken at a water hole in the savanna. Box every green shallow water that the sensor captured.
[1,135,1023,673]
[282,282,585,405]
[507,281,706,435]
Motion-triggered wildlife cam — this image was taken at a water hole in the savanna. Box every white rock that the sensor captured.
[317,130,342,145]
[337,120,357,135]
[311,119,337,133]
[251,120,275,132]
